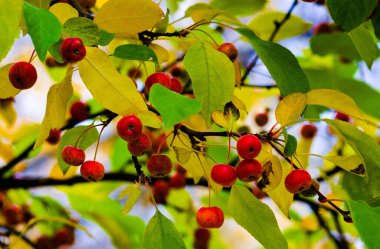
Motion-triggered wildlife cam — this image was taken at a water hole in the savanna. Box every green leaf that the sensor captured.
[324,120,380,199]
[183,42,235,126]
[155,9,170,33]
[248,10,312,41]
[371,5,380,39]
[63,17,100,46]
[327,0,377,31]
[98,30,115,46]
[237,27,309,97]
[310,33,361,60]
[57,125,99,174]
[348,24,378,69]
[34,66,74,149]
[149,84,201,128]
[25,0,51,9]
[228,185,288,249]
[348,200,380,249]
[111,137,131,171]
[118,184,141,214]
[113,44,158,64]
[284,134,297,157]
[143,209,186,249]
[210,0,266,16]
[23,2,62,61]
[0,0,23,62]
[48,40,64,63]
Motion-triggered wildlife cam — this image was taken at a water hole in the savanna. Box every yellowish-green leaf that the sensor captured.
[306,89,364,120]
[118,184,142,214]
[34,66,74,149]
[261,155,282,192]
[172,146,192,165]
[0,64,20,99]
[78,47,147,115]
[325,155,365,177]
[94,0,164,34]
[149,43,169,63]
[0,99,17,127]
[137,110,162,129]
[49,3,78,25]
[267,161,293,218]
[211,111,231,129]
[248,11,312,42]
[256,142,272,166]
[275,92,307,126]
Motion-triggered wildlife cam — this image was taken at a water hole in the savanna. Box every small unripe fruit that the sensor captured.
[70,101,89,122]
[169,172,186,188]
[147,154,172,177]
[127,134,152,157]
[236,159,263,182]
[335,112,351,122]
[61,146,86,166]
[169,77,183,93]
[254,112,269,127]
[196,206,224,229]
[60,38,86,63]
[3,205,24,225]
[144,72,171,94]
[300,123,318,139]
[117,115,142,142]
[46,128,61,145]
[80,161,105,182]
[236,134,262,159]
[285,169,312,194]
[153,180,170,204]
[8,62,37,90]
[217,43,238,61]
[211,164,237,187]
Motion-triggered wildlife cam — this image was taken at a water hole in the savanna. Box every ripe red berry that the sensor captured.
[147,154,172,177]
[52,227,75,247]
[46,128,61,145]
[8,62,37,90]
[36,236,54,249]
[236,134,262,160]
[117,115,142,142]
[211,164,237,187]
[169,77,183,93]
[144,72,171,94]
[3,205,24,225]
[60,38,86,63]
[236,159,263,182]
[196,206,224,229]
[70,101,89,121]
[335,112,351,122]
[61,145,85,166]
[300,123,318,139]
[285,169,312,194]
[254,112,269,127]
[217,43,238,61]
[169,172,186,188]
[80,161,105,182]
[127,134,152,157]
[193,228,211,249]
[176,164,187,175]
[153,180,170,204]
[313,22,331,35]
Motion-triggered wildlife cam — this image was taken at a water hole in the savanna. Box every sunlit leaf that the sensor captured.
[119,184,142,214]
[275,92,307,126]
[210,0,265,16]
[49,3,78,25]
[0,99,17,127]
[63,17,100,46]
[260,155,282,192]
[149,43,169,63]
[325,155,365,177]
[137,110,162,129]
[113,44,158,64]
[0,64,20,99]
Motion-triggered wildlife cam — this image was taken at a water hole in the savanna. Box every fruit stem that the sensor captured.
[157,131,174,154]
[28,49,36,64]
[74,124,104,148]
[145,181,158,209]
[93,125,106,161]
[226,134,231,164]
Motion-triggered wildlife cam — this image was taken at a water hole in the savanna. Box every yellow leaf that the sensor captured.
[275,92,307,126]
[267,161,293,218]
[212,111,229,129]
[49,3,78,25]
[34,66,74,149]
[261,155,282,192]
[325,155,365,177]
[0,64,20,99]
[9,235,33,249]
[50,162,77,179]
[137,110,162,129]
[149,43,169,63]
[231,95,247,115]
[0,99,16,127]
[78,47,147,115]
[118,184,142,214]
[0,141,14,162]
[255,142,272,165]
[94,0,164,34]
[306,89,364,120]
[296,137,313,168]
[248,11,312,42]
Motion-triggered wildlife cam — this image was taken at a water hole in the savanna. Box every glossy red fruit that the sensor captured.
[335,112,351,122]
[196,206,224,229]
[151,133,169,153]
[153,180,170,204]
[147,154,172,177]
[60,38,86,63]
[144,72,171,94]
[236,159,263,182]
[3,205,24,225]
[128,134,152,157]
[169,172,186,188]
[300,123,318,139]
[176,164,187,175]
[236,134,262,159]
[8,62,37,90]
[211,164,237,187]
[285,169,312,194]
[70,101,89,121]
[61,145,85,166]
[217,43,238,61]
[46,128,61,145]
[80,161,105,182]
[36,236,54,249]
[193,228,211,249]
[52,227,75,247]
[169,77,183,93]
[117,115,142,142]
[254,112,269,127]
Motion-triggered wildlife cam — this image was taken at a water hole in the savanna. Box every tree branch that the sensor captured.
[0,225,37,249]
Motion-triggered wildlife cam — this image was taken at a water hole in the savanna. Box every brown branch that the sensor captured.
[0,225,37,249]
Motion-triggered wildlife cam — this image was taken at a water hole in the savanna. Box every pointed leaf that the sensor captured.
[78,47,147,115]
[0,64,20,99]
[325,155,365,177]
[284,135,297,157]
[63,17,100,46]
[113,44,158,64]
[275,92,307,126]
[260,155,282,192]
[119,184,142,214]
[49,3,78,25]
[228,185,288,249]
